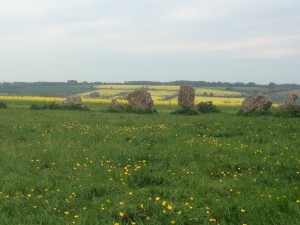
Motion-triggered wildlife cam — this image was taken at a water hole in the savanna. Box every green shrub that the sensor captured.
[107,104,157,114]
[196,102,219,113]
[171,105,199,115]
[0,102,8,109]
[30,102,89,111]
[236,108,272,116]
[274,107,300,118]
[125,105,157,114]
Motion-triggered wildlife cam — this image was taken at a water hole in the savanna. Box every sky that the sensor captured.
[0,0,300,84]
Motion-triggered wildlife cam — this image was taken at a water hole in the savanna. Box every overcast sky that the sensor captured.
[1,0,300,84]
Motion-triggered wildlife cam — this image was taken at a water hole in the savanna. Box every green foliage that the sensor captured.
[274,107,300,118]
[196,103,219,113]
[107,104,157,114]
[171,105,199,115]
[236,108,272,116]
[30,103,90,111]
[0,101,8,108]
[89,92,100,98]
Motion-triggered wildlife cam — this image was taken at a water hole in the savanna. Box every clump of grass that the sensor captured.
[30,104,48,110]
[0,101,8,109]
[107,104,157,114]
[30,102,90,111]
[236,108,272,116]
[274,107,300,118]
[196,102,220,113]
[171,105,199,115]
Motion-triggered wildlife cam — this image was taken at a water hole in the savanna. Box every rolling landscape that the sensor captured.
[0,80,299,225]
[1,0,300,224]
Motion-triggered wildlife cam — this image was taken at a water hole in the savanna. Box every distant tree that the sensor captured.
[90,92,100,98]
[247,82,256,87]
[67,80,78,85]
[209,92,214,97]
[268,82,276,89]
[203,92,208,96]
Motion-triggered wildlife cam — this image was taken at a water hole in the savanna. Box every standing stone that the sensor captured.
[56,96,83,106]
[126,90,154,111]
[242,93,272,112]
[110,99,124,111]
[178,84,195,109]
[277,94,300,112]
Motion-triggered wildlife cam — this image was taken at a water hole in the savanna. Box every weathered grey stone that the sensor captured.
[110,99,124,111]
[178,84,195,108]
[126,90,154,111]
[242,93,272,112]
[277,94,300,112]
[56,96,83,106]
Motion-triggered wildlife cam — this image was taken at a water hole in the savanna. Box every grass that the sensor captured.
[0,101,299,225]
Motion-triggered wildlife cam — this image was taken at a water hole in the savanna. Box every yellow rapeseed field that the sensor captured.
[79,85,243,102]
[0,95,244,106]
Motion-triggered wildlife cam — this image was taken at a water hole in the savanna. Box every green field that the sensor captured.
[0,84,94,97]
[0,102,299,225]
[80,85,243,100]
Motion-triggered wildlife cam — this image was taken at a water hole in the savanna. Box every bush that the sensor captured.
[236,108,272,116]
[107,104,157,114]
[274,107,300,118]
[196,103,219,113]
[171,105,199,115]
[0,102,8,109]
[89,92,100,98]
[30,103,89,111]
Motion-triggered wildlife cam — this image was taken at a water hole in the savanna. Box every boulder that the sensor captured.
[277,94,300,112]
[242,93,272,112]
[126,90,154,111]
[110,99,124,111]
[178,84,195,109]
[56,96,83,106]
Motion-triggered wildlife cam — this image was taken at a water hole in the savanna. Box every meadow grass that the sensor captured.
[0,102,299,225]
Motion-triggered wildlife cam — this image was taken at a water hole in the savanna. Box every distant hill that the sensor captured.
[0,83,95,97]
[277,88,300,96]
[1,81,300,103]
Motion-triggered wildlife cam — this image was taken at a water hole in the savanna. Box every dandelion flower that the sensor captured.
[167,205,173,210]
[119,212,124,217]
[209,218,217,222]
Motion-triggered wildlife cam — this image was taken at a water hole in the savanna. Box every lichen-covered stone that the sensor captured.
[277,94,300,112]
[56,96,83,106]
[110,99,124,111]
[178,85,195,109]
[242,93,272,112]
[126,90,154,111]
